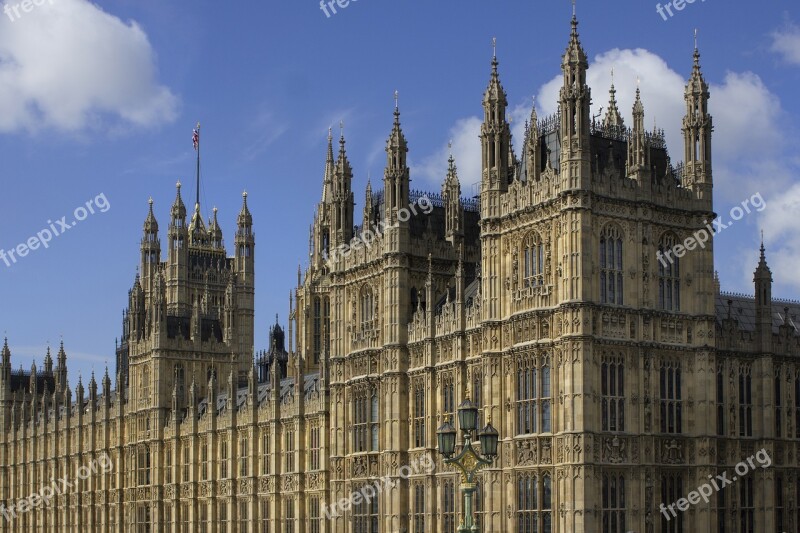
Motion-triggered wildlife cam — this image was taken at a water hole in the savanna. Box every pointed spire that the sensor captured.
[484,37,507,107]
[322,127,335,203]
[44,345,53,373]
[2,337,10,365]
[143,197,159,234]
[386,94,407,153]
[208,206,223,248]
[603,69,624,128]
[563,4,588,69]
[171,181,187,224]
[238,191,253,227]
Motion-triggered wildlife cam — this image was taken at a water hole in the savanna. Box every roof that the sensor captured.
[716,292,800,335]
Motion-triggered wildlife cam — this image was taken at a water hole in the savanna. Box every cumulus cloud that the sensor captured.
[770,20,800,66]
[0,0,178,133]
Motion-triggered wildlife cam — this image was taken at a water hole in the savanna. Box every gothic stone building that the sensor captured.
[2,12,800,533]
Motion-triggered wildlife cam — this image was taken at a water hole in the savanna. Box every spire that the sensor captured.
[442,149,463,242]
[189,202,207,245]
[563,7,588,71]
[682,32,712,196]
[208,206,223,248]
[237,191,253,228]
[483,38,507,109]
[170,181,187,226]
[384,95,410,223]
[143,197,159,235]
[755,238,772,279]
[322,127,334,203]
[2,337,9,366]
[602,70,624,128]
[628,83,649,173]
[481,38,512,208]
[44,345,53,374]
[386,93,408,158]
[754,238,773,351]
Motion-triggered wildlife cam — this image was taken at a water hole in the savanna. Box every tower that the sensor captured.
[754,242,773,352]
[559,10,592,190]
[235,191,256,369]
[480,41,511,220]
[682,42,713,199]
[384,96,410,227]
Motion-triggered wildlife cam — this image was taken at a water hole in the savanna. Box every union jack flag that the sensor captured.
[192,123,200,150]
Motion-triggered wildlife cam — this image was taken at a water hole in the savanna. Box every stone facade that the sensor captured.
[2,12,800,533]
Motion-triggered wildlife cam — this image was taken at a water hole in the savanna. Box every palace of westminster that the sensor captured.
[2,11,800,533]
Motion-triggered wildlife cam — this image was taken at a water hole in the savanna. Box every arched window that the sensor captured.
[658,234,680,311]
[600,225,624,305]
[522,232,545,287]
[141,366,150,401]
[137,445,151,486]
[361,285,374,327]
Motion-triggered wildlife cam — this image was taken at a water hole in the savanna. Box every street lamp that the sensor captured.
[436,397,500,533]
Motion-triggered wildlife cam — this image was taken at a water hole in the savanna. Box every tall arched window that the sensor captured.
[141,366,150,401]
[600,225,623,305]
[522,232,545,287]
[361,286,374,327]
[658,234,680,311]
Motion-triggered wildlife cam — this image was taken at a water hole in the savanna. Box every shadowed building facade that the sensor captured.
[2,12,800,533]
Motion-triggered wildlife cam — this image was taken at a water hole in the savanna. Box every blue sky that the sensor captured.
[0,0,799,381]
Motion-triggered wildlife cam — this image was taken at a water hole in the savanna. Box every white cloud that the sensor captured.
[411,116,482,194]
[771,20,800,66]
[0,0,178,133]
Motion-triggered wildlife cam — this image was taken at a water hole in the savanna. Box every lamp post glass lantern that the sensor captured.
[436,397,499,533]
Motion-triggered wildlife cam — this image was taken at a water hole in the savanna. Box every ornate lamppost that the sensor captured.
[436,398,500,533]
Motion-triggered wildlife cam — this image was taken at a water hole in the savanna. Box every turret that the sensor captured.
[235,191,255,370]
[55,340,67,392]
[442,152,463,245]
[141,197,161,280]
[332,127,355,246]
[602,74,625,129]
[627,86,650,177]
[480,42,511,218]
[522,101,542,182]
[559,10,592,189]
[682,42,713,199]
[384,95,410,226]
[43,345,53,375]
[208,207,224,249]
[167,181,189,315]
[754,242,773,352]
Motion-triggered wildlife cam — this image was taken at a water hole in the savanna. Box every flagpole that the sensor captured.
[195,122,201,208]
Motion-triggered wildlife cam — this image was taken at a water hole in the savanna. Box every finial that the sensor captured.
[339,120,344,138]
[176,180,182,190]
[611,67,615,86]
[327,126,332,141]
[148,196,153,206]
[242,190,248,199]
[492,37,496,59]
[572,0,576,17]
[694,28,698,51]
[448,140,453,157]
[637,76,641,87]
[213,206,218,214]
[394,90,399,109]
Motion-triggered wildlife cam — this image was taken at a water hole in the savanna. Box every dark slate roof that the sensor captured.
[196,372,321,417]
[716,292,800,335]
